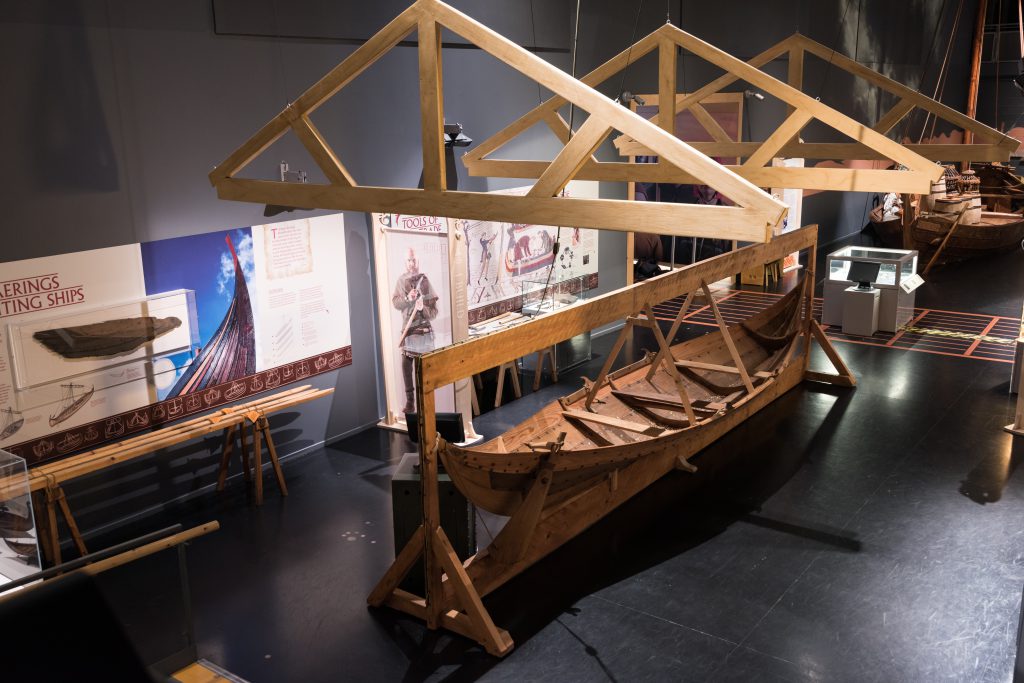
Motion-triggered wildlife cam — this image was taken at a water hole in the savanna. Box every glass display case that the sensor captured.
[822,246,920,333]
[518,275,592,372]
[0,449,41,585]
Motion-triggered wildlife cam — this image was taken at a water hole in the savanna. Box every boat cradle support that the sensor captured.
[367,225,855,656]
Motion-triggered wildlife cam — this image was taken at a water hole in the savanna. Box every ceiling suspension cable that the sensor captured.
[920,0,966,143]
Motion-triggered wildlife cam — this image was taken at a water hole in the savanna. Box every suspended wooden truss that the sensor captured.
[608,31,1018,179]
[208,0,788,243]
[466,25,985,193]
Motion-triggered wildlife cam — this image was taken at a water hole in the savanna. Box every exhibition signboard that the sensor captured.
[0,214,352,466]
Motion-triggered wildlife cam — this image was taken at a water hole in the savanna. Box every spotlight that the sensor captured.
[444,122,473,148]
[744,89,765,101]
[618,90,646,107]
[264,160,312,217]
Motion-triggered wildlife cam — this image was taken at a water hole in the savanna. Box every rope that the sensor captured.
[814,0,855,99]
[616,0,648,106]
[920,0,965,144]
[896,0,949,144]
[899,325,1016,345]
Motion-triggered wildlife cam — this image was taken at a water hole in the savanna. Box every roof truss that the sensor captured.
[465,26,955,193]
[208,0,787,243]
[615,33,1018,166]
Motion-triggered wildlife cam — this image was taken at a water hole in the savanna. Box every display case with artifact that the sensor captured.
[821,246,920,333]
[518,274,591,373]
[6,290,198,391]
[0,449,41,584]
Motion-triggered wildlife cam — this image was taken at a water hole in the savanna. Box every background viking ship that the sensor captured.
[169,235,255,396]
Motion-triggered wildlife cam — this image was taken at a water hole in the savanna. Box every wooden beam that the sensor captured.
[689,103,732,143]
[216,178,779,240]
[209,4,420,181]
[787,43,804,115]
[613,140,1014,163]
[418,18,446,191]
[743,110,813,168]
[428,0,785,216]
[563,409,665,436]
[793,33,1015,147]
[872,98,915,135]
[674,36,795,113]
[463,159,936,193]
[463,30,663,162]
[527,116,612,197]
[419,226,817,390]
[289,113,356,187]
[659,26,939,177]
[658,37,677,137]
[700,281,754,393]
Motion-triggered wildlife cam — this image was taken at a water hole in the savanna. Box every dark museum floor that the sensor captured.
[92,240,1024,682]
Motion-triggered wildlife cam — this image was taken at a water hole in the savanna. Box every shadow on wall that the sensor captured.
[33,1,118,192]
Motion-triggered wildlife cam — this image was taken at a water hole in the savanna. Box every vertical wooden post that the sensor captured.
[414,356,443,628]
[962,0,988,169]
[418,18,446,191]
[658,38,677,144]
[787,44,804,116]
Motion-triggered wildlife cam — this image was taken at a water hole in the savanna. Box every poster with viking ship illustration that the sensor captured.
[458,181,600,325]
[0,214,353,466]
[0,244,149,454]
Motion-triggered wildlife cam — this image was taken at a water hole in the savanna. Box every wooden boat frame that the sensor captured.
[465,24,949,194]
[367,225,855,656]
[208,0,788,243]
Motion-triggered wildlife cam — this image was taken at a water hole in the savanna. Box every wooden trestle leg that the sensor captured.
[245,411,289,506]
[36,480,88,565]
[798,242,856,388]
[367,356,512,656]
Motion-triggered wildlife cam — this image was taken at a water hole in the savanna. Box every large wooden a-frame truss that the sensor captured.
[208,0,790,243]
[466,25,1009,193]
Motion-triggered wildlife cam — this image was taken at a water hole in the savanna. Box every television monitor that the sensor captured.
[847,260,882,289]
[405,411,465,444]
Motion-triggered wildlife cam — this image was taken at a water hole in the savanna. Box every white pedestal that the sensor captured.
[842,286,880,337]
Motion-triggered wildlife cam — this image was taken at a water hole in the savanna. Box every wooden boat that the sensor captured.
[48,383,94,427]
[0,508,33,537]
[33,316,181,359]
[869,203,904,248]
[2,538,38,561]
[870,167,1024,267]
[911,208,1024,266]
[170,235,255,396]
[0,407,24,441]
[442,281,804,536]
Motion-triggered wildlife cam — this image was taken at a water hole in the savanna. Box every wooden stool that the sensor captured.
[532,345,558,390]
[493,361,522,408]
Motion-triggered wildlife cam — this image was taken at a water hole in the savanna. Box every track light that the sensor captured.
[744,89,765,101]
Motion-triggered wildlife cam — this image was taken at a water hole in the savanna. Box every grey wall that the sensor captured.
[0,0,981,538]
